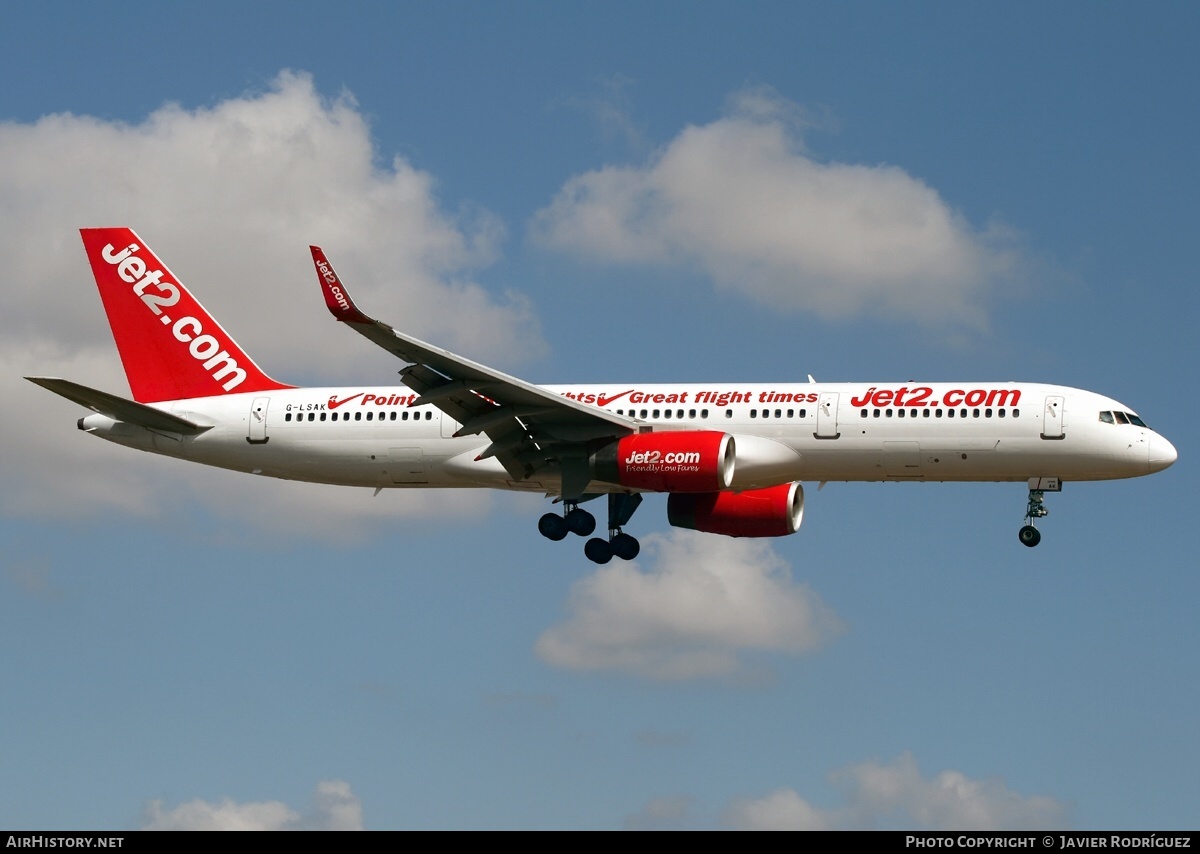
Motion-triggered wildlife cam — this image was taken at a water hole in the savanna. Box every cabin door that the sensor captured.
[815,392,840,439]
[247,397,270,444]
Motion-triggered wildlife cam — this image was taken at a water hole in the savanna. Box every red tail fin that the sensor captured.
[80,228,291,402]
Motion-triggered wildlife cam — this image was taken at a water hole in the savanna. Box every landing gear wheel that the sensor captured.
[610,532,640,561]
[584,537,614,564]
[565,507,596,537]
[1018,525,1041,548]
[538,512,569,541]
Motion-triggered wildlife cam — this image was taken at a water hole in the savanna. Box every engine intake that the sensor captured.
[667,482,804,537]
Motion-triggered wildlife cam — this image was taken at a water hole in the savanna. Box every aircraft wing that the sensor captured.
[310,247,637,489]
[26,377,211,435]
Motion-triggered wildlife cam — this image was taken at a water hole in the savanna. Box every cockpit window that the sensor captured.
[1099,410,1150,428]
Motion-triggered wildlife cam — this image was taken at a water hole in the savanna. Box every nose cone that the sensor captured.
[1148,433,1178,472]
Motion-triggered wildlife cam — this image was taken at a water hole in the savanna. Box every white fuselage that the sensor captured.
[78,381,1174,492]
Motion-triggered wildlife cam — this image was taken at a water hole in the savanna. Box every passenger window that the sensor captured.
[308,413,315,422]
[320,412,327,421]
[725,410,732,419]
[861,410,869,419]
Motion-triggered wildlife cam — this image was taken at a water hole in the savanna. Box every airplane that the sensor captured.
[28,227,1177,563]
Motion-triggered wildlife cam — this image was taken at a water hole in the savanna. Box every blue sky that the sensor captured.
[1,1,1195,829]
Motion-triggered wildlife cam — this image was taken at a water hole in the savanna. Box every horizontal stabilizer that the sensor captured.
[26,377,211,435]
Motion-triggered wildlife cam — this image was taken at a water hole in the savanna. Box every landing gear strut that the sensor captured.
[1018,479,1058,547]
[540,494,643,563]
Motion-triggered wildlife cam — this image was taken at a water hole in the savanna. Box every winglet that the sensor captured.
[310,246,373,325]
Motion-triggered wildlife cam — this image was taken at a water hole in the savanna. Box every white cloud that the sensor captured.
[534,529,842,680]
[723,753,1069,831]
[532,87,1019,329]
[834,752,1069,831]
[142,779,363,830]
[1,70,534,534]
[725,788,834,831]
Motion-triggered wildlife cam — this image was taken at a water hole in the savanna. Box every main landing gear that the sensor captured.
[537,505,595,540]
[1018,481,1056,547]
[539,494,643,564]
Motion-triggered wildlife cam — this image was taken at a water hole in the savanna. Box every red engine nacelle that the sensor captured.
[667,482,804,537]
[592,431,735,492]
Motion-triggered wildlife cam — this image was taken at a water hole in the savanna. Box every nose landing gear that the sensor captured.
[1019,478,1060,547]
[1018,489,1047,547]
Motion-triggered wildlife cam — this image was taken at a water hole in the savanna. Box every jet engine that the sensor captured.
[591,431,734,492]
[667,481,804,537]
